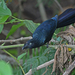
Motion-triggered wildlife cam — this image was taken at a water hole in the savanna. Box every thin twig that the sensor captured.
[25,59,54,75]
[0,37,58,43]
[54,0,64,12]
[63,60,75,75]
[0,36,32,43]
[49,45,75,49]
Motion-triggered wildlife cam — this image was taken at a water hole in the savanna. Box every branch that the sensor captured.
[0,44,75,49]
[25,59,54,75]
[0,37,58,43]
[63,60,75,75]
[0,36,32,43]
[49,45,75,49]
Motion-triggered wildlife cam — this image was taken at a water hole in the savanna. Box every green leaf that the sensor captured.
[42,48,51,55]
[0,24,3,33]
[17,53,26,60]
[23,56,39,68]
[6,22,24,39]
[24,20,38,33]
[32,59,38,73]
[9,19,15,23]
[39,56,48,64]
[0,0,7,9]
[0,7,11,16]
[0,15,9,23]
[0,61,13,75]
[32,49,35,57]
[0,0,12,16]
[56,37,61,42]
[27,50,30,59]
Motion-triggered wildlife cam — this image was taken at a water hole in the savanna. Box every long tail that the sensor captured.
[57,8,75,28]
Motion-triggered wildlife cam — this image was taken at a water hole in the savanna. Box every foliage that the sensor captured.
[14,47,56,75]
[0,0,11,33]
[0,60,13,75]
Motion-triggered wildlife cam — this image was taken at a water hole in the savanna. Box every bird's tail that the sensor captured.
[57,8,75,28]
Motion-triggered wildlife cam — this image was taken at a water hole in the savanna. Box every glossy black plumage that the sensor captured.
[22,8,75,49]
[22,15,58,49]
[57,8,75,28]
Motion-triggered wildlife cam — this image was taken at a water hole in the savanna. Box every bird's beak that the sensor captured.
[22,43,28,50]
[22,46,25,50]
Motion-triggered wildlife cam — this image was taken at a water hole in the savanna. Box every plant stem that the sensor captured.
[3,50,25,75]
[11,16,25,21]
[0,16,25,25]
[0,44,24,49]
[0,44,75,49]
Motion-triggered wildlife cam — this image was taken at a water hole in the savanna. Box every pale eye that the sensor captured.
[29,43,32,45]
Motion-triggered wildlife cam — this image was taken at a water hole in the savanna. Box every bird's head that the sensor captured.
[22,39,36,50]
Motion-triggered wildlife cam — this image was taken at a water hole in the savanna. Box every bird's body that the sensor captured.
[22,8,75,49]
[22,15,58,49]
[32,15,58,47]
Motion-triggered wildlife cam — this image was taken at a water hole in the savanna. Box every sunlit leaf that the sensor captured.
[0,15,9,23]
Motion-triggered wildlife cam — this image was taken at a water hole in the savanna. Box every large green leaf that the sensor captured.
[24,20,38,33]
[0,61,13,75]
[0,15,9,23]
[0,0,12,16]
[0,7,11,16]
[0,24,3,33]
[6,22,24,39]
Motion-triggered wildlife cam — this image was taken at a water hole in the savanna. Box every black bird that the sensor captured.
[22,15,58,49]
[22,8,75,49]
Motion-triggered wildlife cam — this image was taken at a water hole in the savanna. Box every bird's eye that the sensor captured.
[29,43,32,45]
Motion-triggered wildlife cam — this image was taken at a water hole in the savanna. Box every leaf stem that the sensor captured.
[11,16,25,21]
[0,16,25,25]
[3,50,25,75]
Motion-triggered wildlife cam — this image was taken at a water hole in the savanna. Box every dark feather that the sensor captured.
[22,15,58,49]
[57,8,75,28]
